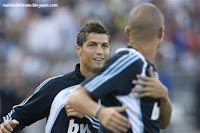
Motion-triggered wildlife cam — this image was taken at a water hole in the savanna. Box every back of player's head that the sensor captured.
[77,21,110,47]
[129,3,164,42]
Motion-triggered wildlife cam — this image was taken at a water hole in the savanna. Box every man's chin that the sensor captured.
[93,65,103,72]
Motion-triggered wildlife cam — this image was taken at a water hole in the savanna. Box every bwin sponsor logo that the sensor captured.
[68,119,91,133]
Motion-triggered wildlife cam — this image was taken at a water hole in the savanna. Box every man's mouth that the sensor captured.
[94,58,104,61]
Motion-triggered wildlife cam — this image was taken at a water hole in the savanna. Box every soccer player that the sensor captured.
[67,3,172,133]
[0,21,110,133]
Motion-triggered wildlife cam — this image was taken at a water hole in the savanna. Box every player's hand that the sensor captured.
[65,104,84,118]
[132,66,168,99]
[97,106,130,133]
[0,120,19,133]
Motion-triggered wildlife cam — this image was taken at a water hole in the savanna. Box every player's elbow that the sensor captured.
[160,120,170,129]
[160,114,171,129]
[160,124,167,129]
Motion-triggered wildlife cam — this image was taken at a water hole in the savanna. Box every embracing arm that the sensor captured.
[132,66,172,129]
[66,86,130,132]
[67,86,98,118]
[159,92,172,129]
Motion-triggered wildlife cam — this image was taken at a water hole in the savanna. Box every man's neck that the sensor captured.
[129,41,157,64]
[80,65,95,78]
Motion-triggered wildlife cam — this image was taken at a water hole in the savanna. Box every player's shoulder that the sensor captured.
[43,72,76,87]
[33,75,66,93]
[41,75,65,86]
[113,47,146,64]
[116,47,145,59]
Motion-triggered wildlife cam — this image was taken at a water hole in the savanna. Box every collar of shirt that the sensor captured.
[73,63,85,81]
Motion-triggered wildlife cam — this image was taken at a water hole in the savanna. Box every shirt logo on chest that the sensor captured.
[67,119,91,133]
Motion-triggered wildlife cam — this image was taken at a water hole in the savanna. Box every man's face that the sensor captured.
[79,33,110,73]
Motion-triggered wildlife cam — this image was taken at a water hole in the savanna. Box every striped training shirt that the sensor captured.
[82,46,160,133]
[1,64,100,133]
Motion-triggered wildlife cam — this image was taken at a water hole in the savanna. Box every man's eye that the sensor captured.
[89,44,95,47]
[102,45,109,48]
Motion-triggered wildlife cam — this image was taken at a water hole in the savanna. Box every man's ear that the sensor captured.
[124,26,130,37]
[158,26,165,39]
[75,44,81,55]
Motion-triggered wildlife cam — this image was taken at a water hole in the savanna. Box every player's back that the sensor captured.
[82,46,160,133]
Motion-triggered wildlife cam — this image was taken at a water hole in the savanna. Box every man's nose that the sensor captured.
[96,46,103,54]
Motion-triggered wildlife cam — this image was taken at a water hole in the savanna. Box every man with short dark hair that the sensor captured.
[0,21,110,133]
[67,3,172,133]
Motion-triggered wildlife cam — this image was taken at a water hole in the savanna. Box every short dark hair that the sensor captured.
[77,21,110,47]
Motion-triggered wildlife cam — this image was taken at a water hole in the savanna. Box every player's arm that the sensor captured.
[67,51,144,132]
[66,86,130,133]
[0,78,57,132]
[159,91,172,129]
[64,90,84,119]
[65,104,84,118]
[132,66,172,129]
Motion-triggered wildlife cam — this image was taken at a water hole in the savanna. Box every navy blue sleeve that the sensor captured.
[82,52,147,99]
[0,77,61,132]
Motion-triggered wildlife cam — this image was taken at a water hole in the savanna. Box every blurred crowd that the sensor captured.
[0,0,199,132]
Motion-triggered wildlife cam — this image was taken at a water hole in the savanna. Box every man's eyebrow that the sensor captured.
[87,41,109,44]
[87,41,97,44]
[102,42,109,44]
